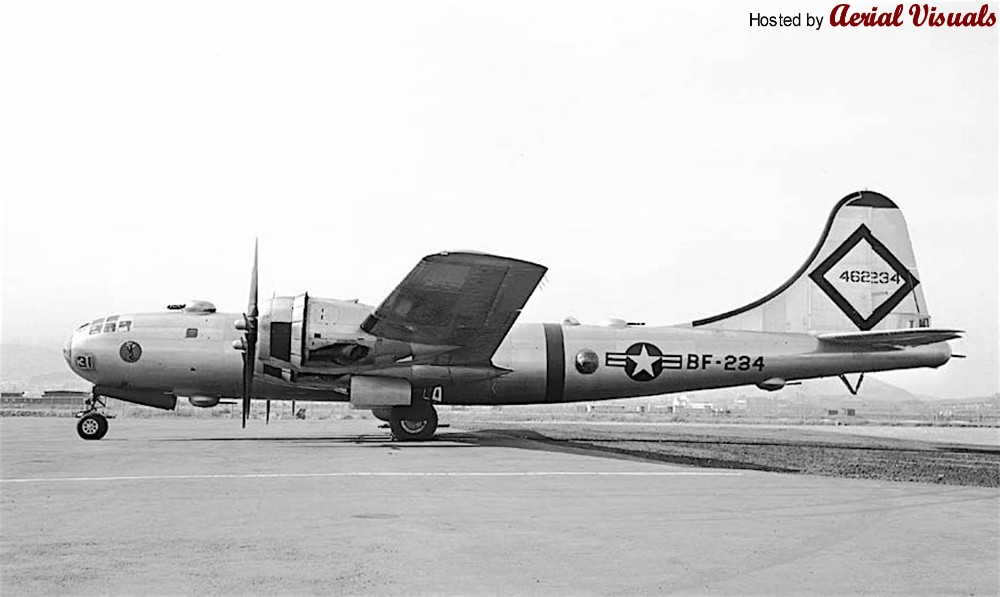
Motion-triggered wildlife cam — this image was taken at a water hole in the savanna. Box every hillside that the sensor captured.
[0,344,89,393]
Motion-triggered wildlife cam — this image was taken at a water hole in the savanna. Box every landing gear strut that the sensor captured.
[838,372,865,396]
[75,390,112,440]
[389,401,438,441]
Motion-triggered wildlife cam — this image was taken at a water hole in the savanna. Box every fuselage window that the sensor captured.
[186,328,198,338]
[575,349,600,374]
[118,321,132,332]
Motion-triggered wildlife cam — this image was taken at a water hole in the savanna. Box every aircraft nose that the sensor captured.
[64,326,94,377]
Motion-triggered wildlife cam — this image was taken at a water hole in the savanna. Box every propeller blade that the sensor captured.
[248,238,258,319]
[241,350,248,428]
[265,400,271,424]
[242,331,254,428]
[240,239,259,429]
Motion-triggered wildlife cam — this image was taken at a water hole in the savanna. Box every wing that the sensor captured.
[818,328,963,350]
[360,252,547,365]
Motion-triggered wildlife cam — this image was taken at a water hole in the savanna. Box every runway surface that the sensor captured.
[2,418,998,596]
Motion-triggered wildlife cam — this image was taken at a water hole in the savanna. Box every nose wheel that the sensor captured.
[77,412,109,440]
[389,401,438,441]
[75,390,113,440]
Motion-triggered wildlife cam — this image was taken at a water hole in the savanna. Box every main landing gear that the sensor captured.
[388,400,438,441]
[75,391,112,440]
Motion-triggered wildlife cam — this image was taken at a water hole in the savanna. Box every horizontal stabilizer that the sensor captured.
[818,328,963,349]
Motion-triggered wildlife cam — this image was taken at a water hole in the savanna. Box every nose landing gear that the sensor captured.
[75,391,113,440]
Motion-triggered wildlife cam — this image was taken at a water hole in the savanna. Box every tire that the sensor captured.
[77,413,109,440]
[389,402,438,441]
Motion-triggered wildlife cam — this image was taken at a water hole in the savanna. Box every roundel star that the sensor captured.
[624,342,663,381]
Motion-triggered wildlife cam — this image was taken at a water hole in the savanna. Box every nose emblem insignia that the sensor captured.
[119,341,143,363]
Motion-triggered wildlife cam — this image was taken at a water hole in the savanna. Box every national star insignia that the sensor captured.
[626,344,659,377]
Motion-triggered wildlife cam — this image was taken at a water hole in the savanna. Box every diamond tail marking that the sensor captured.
[808,224,919,331]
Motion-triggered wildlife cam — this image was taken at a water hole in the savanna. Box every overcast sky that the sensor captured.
[2,2,996,398]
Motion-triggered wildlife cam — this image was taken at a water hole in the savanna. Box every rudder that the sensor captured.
[692,191,930,333]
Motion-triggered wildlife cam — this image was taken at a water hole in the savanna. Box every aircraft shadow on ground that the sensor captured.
[151,428,794,471]
[156,434,477,448]
[147,426,998,476]
[450,428,799,473]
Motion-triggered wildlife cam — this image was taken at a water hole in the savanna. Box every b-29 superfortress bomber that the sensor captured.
[64,191,962,441]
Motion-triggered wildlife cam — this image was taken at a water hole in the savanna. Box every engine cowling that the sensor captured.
[256,294,412,377]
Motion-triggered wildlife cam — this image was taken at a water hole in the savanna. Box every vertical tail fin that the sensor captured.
[692,191,930,334]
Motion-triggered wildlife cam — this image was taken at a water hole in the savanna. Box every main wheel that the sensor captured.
[77,413,109,440]
[389,401,438,441]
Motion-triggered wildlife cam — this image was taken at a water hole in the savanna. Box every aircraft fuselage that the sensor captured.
[66,307,950,409]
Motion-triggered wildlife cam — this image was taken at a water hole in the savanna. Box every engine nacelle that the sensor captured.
[188,395,221,408]
[257,294,412,376]
[350,376,411,407]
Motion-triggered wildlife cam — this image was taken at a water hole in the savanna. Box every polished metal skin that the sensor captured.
[64,191,961,439]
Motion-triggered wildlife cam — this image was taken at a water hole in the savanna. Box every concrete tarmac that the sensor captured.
[2,418,998,596]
